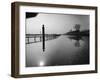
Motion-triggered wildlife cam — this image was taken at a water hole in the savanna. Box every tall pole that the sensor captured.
[42,24,45,52]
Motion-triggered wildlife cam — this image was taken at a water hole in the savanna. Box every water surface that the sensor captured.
[26,35,89,67]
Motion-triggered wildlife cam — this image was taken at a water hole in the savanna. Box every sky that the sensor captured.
[26,13,89,34]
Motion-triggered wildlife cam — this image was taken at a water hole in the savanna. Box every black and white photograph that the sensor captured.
[11,2,97,77]
[25,12,90,67]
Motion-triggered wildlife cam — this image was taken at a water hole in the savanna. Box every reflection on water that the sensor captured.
[26,35,89,67]
[68,35,83,47]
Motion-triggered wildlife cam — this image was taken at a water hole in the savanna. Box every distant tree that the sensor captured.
[70,29,72,32]
[74,24,80,31]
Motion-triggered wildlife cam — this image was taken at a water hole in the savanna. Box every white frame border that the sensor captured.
[19,5,96,74]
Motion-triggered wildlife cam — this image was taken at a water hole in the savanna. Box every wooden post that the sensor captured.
[40,36,41,41]
[40,31,42,41]
[34,36,36,42]
[42,24,45,52]
[28,37,29,43]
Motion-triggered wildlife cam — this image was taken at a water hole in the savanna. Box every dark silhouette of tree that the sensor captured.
[74,24,80,31]
[70,29,72,32]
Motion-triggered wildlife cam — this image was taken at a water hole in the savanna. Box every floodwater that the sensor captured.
[26,35,89,67]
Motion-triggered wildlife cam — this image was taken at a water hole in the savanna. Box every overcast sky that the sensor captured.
[26,13,89,34]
